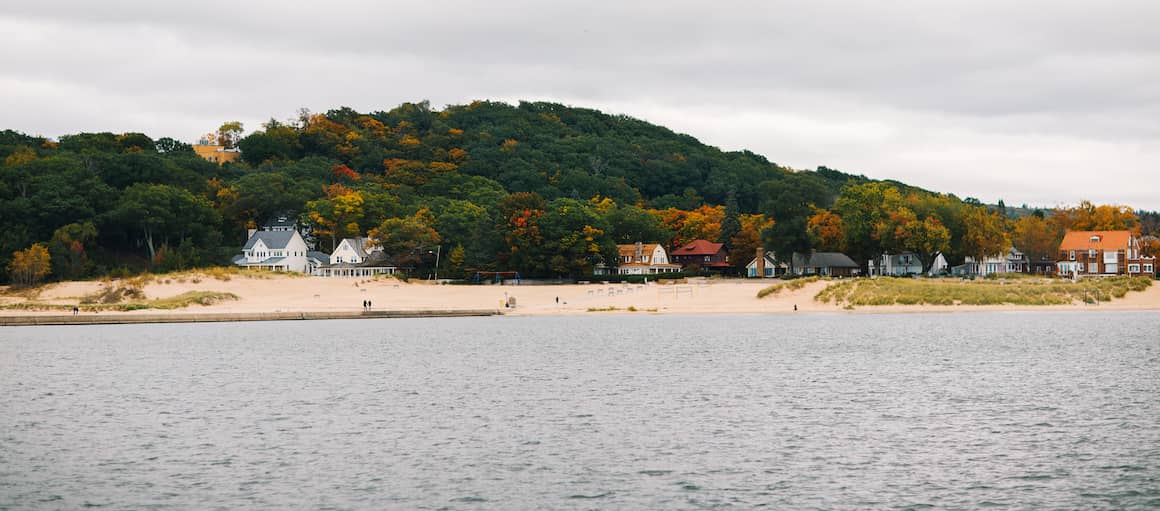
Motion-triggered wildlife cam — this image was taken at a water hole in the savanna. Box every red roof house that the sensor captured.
[670,240,731,271]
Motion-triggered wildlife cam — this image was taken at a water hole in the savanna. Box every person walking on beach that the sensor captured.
[368,300,372,310]
[72,306,79,316]
[362,300,367,311]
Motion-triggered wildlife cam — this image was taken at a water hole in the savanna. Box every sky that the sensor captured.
[2,1,1158,209]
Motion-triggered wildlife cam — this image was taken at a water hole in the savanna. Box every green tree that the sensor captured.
[833,182,904,271]
[48,222,98,280]
[760,173,829,273]
[539,198,618,277]
[109,184,220,262]
[368,209,441,270]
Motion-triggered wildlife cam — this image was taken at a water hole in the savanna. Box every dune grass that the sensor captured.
[1,291,239,312]
[586,305,657,312]
[756,276,824,298]
[814,276,1153,308]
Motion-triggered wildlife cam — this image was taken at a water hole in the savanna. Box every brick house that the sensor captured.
[1056,230,1155,277]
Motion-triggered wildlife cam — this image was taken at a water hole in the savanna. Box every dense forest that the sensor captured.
[1,100,1156,284]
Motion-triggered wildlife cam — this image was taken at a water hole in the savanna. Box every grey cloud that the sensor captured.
[1,0,1157,208]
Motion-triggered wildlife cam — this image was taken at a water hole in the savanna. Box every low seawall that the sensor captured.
[0,309,502,326]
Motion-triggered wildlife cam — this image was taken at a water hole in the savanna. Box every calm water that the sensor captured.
[1,312,1158,510]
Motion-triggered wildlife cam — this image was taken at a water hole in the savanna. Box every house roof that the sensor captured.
[323,251,397,269]
[307,251,331,262]
[795,252,859,268]
[672,240,724,256]
[338,237,371,259]
[243,230,297,250]
[617,243,663,258]
[236,256,286,266]
[746,252,783,268]
[1059,230,1132,251]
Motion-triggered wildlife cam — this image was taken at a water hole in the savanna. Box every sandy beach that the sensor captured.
[3,273,1159,320]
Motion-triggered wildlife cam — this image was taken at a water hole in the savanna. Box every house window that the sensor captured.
[704,256,710,262]
[1106,264,1118,274]
[1069,250,1075,261]
[1146,264,1155,273]
[1088,263,1098,273]
[1089,249,1097,259]
[1090,235,1101,242]
[1129,264,1141,273]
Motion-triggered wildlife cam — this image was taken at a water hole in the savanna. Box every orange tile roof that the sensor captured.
[617,244,663,258]
[1058,230,1132,251]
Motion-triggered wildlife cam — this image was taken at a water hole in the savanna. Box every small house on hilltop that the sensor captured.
[192,133,241,165]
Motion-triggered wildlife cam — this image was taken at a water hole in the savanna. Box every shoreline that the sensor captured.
[1,275,1157,326]
[0,309,500,326]
[1,304,1155,327]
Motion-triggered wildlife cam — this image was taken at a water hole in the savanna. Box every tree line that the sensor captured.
[1,100,1155,285]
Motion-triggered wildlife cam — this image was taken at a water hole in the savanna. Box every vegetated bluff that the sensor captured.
[0,100,1039,282]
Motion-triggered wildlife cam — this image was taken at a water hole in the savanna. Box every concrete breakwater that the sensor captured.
[0,309,502,326]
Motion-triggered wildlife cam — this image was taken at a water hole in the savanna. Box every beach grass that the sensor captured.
[814,276,1152,308]
[756,276,825,298]
[0,288,237,312]
[586,305,657,312]
[2,291,239,312]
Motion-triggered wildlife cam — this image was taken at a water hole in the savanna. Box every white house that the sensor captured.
[870,252,949,276]
[331,237,374,265]
[955,247,1028,276]
[314,236,398,277]
[595,242,682,275]
[746,251,786,278]
[233,230,313,273]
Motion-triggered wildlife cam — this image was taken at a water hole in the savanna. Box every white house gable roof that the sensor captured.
[243,230,297,250]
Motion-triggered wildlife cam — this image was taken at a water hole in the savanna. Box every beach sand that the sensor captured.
[3,274,1159,318]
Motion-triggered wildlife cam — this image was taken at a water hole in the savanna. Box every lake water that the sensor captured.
[1,312,1158,510]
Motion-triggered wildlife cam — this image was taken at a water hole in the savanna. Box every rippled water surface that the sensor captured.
[2,312,1159,509]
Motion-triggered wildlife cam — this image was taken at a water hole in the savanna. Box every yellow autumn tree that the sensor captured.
[306,184,365,252]
[8,243,51,287]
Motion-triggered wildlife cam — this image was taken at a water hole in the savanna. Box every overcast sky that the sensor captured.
[2,1,1157,209]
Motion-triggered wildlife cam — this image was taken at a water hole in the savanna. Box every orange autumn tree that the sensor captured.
[730,213,773,269]
[806,209,844,252]
[650,205,725,248]
[1010,214,1064,265]
[1056,201,1139,232]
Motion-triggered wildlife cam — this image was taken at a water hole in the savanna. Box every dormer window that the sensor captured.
[1090,235,1101,242]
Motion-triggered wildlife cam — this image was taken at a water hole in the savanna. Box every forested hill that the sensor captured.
[236,100,872,212]
[0,100,1151,283]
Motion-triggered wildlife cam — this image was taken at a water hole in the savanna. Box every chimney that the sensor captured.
[635,241,643,262]
[756,246,765,277]
[247,228,257,240]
